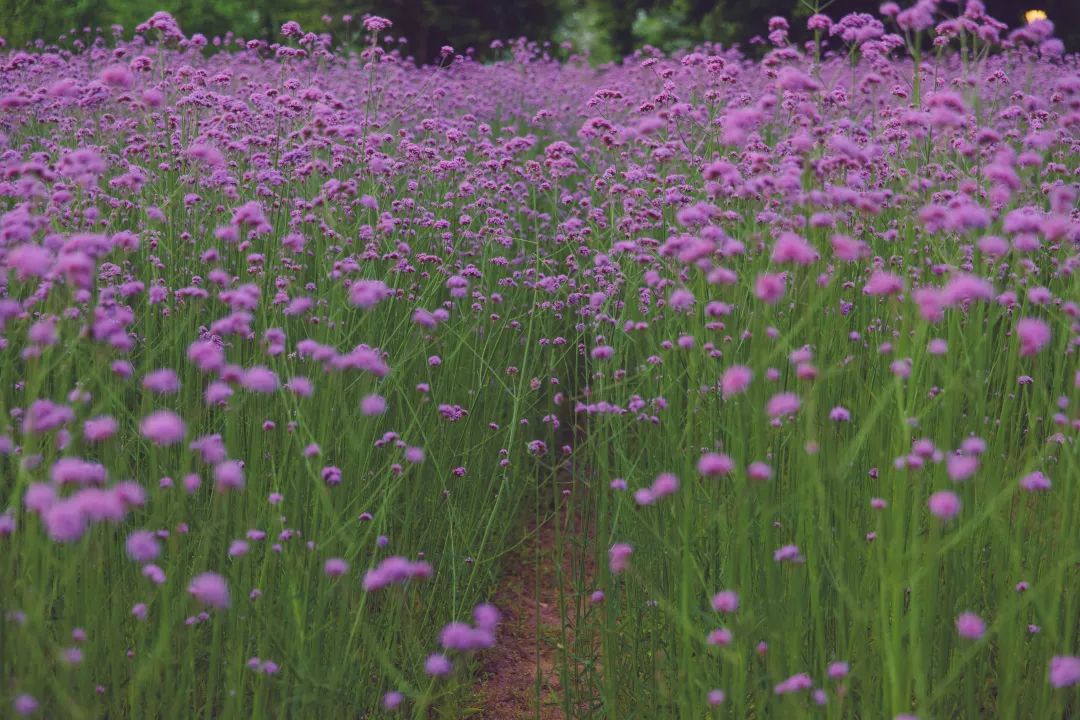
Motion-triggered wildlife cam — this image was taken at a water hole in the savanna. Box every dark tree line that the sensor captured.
[1,0,1077,60]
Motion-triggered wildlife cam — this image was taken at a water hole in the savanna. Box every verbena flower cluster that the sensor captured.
[0,2,1077,717]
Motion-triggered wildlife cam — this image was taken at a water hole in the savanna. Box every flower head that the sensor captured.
[928,491,961,520]
[188,572,230,609]
[1050,656,1080,688]
[956,612,986,640]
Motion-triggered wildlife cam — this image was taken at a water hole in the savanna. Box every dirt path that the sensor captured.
[473,515,564,719]
[473,481,596,719]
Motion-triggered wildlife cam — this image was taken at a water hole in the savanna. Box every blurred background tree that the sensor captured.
[1,0,1077,60]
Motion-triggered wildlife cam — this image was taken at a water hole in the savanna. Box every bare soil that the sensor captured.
[473,518,563,719]
[473,484,596,719]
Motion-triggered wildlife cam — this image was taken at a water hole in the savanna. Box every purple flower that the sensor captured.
[349,279,390,308]
[1050,656,1080,688]
[143,564,166,584]
[707,628,733,646]
[747,462,773,482]
[142,369,179,394]
[439,622,494,651]
[240,367,279,393]
[125,531,161,564]
[829,406,851,422]
[1016,318,1051,356]
[636,473,679,505]
[363,15,392,31]
[609,543,633,574]
[928,491,961,520]
[43,500,88,543]
[956,612,986,640]
[755,273,786,304]
[83,416,118,442]
[50,458,107,486]
[213,461,245,492]
[360,394,387,416]
[139,411,186,446]
[766,392,801,419]
[720,366,752,398]
[13,694,38,717]
[698,453,734,477]
[100,64,134,89]
[1020,471,1051,492]
[424,653,452,677]
[863,271,905,296]
[947,454,979,482]
[711,590,739,613]
[362,556,433,591]
[383,691,403,710]
[188,572,230,609]
[775,672,813,694]
[774,544,804,563]
[590,345,614,360]
[474,603,501,632]
[324,558,350,577]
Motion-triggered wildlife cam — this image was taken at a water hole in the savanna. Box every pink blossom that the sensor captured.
[609,543,633,574]
[956,612,986,640]
[139,411,186,446]
[1016,318,1051,356]
[188,572,230,609]
[928,491,961,520]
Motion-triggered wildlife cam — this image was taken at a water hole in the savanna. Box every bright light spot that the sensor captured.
[1025,9,1048,24]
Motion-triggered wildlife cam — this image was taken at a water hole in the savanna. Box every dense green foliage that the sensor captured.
[2,0,1078,61]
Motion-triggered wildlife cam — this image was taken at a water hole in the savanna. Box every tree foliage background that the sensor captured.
[1,0,1077,61]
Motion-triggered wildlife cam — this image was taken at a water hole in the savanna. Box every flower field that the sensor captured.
[1,4,1078,718]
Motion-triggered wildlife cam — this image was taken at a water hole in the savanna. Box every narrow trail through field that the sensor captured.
[473,475,596,719]
[473,514,565,719]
